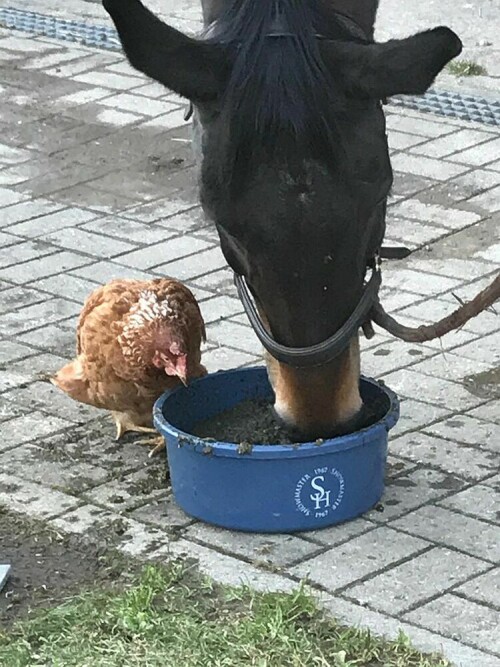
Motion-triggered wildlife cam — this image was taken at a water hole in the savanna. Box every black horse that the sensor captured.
[103,0,462,439]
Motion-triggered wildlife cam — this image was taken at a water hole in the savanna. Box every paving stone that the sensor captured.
[390,199,481,229]
[467,401,500,424]
[382,369,484,412]
[0,285,46,314]
[361,340,436,377]
[0,143,33,165]
[139,108,189,131]
[81,216,175,245]
[120,198,196,223]
[97,94,178,117]
[391,154,468,181]
[320,595,500,667]
[439,484,500,523]
[0,250,92,284]
[184,524,319,568]
[198,295,243,325]
[45,53,122,78]
[390,506,500,562]
[0,339,36,364]
[387,131,428,151]
[465,185,500,213]
[201,346,260,373]
[0,239,55,268]
[391,172,437,198]
[96,108,144,127]
[476,241,500,263]
[382,269,463,296]
[404,594,500,654]
[405,352,492,384]
[299,518,376,547]
[17,323,75,357]
[0,298,79,335]
[449,137,500,167]
[345,547,489,615]
[74,71,144,90]
[410,129,497,159]
[153,245,228,279]
[0,410,71,451]
[384,218,447,247]
[40,226,136,258]
[51,505,171,558]
[4,206,97,236]
[169,539,297,593]
[291,527,429,592]
[425,415,499,451]
[390,431,497,481]
[5,379,99,423]
[117,235,211,270]
[206,320,264,356]
[34,273,97,302]
[386,114,455,137]
[83,465,168,512]
[191,267,237,295]
[130,493,193,529]
[456,568,500,608]
[402,257,494,281]
[0,473,78,519]
[0,439,108,494]
[367,468,466,523]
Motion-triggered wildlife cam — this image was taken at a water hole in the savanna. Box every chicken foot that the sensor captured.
[112,412,165,457]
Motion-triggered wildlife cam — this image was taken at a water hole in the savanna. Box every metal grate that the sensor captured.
[1,6,499,127]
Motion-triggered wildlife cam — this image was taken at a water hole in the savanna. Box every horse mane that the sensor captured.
[205,0,356,195]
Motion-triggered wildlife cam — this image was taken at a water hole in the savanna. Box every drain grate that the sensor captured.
[1,6,500,127]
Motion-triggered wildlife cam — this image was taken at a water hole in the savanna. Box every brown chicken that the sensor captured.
[51,278,207,455]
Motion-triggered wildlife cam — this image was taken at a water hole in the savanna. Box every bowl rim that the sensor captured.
[153,367,400,459]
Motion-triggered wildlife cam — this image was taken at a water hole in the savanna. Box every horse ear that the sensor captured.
[322,27,462,98]
[103,0,230,102]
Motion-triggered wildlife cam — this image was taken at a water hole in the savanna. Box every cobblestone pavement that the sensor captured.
[0,13,499,667]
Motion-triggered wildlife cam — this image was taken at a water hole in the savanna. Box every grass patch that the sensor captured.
[447,60,487,77]
[0,563,451,667]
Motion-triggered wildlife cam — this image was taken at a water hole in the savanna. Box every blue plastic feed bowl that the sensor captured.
[154,367,399,533]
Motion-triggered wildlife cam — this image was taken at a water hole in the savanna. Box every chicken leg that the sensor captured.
[112,412,165,457]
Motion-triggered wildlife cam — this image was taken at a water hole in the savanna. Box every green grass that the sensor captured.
[0,564,451,667]
[447,60,487,77]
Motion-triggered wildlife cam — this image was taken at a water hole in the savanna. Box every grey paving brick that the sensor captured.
[405,352,491,384]
[361,340,436,377]
[476,241,500,263]
[45,53,122,78]
[0,411,74,451]
[51,505,170,558]
[368,468,466,523]
[17,323,75,357]
[184,523,319,568]
[0,340,36,364]
[97,93,178,117]
[387,131,428,151]
[425,415,499,451]
[139,108,189,131]
[439,484,500,523]
[120,198,196,223]
[402,257,494,281]
[389,399,450,437]
[456,568,500,608]
[382,269,462,296]
[404,594,500,654]
[298,518,376,547]
[41,226,136,258]
[386,114,455,138]
[346,547,489,615]
[71,260,156,285]
[56,87,115,108]
[191,267,237,295]
[384,218,447,247]
[82,465,167,512]
[118,235,211,270]
[169,538,297,593]
[0,143,33,165]
[320,595,500,667]
[153,245,227,279]
[0,285,46,313]
[0,251,92,283]
[466,185,500,213]
[202,346,260,373]
[467,401,500,425]
[0,298,79,336]
[391,154,469,181]
[390,505,500,562]
[291,527,429,592]
[96,108,144,127]
[0,473,78,519]
[34,273,97,302]
[206,320,264,356]
[198,295,243,324]
[130,494,193,529]
[80,216,175,245]
[410,129,497,159]
[5,207,98,236]
[390,431,497,481]
[383,369,484,412]
[449,136,500,167]
[390,199,481,229]
[74,70,144,90]
[0,239,55,268]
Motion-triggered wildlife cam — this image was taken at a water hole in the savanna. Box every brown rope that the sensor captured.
[371,272,500,343]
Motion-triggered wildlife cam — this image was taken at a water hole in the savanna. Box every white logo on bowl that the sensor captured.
[294,467,345,518]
